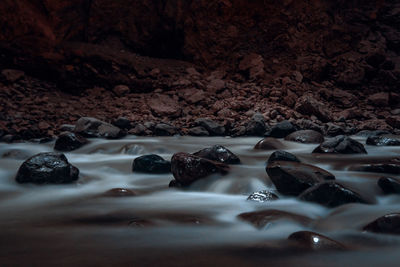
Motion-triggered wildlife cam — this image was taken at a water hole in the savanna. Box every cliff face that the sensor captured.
[0,0,399,93]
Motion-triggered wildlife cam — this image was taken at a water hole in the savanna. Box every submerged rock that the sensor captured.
[15,152,79,184]
[254,138,284,150]
[238,209,311,229]
[266,161,335,196]
[366,136,400,146]
[364,213,400,235]
[247,190,279,202]
[349,161,400,175]
[299,181,369,208]
[103,188,136,197]
[54,132,88,151]
[74,117,125,139]
[378,177,400,194]
[193,145,240,164]
[265,120,296,138]
[288,231,346,250]
[171,152,229,185]
[132,154,171,173]
[267,150,300,164]
[284,130,324,144]
[312,135,367,154]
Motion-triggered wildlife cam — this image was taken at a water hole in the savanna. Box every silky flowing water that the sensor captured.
[1,136,400,266]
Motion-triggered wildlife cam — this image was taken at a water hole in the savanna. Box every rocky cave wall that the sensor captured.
[0,0,399,93]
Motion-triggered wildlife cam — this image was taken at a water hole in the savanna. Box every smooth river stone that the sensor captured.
[364,213,400,235]
[132,154,171,173]
[193,145,240,164]
[288,231,346,250]
[284,130,324,144]
[267,150,300,164]
[254,138,284,150]
[54,131,88,151]
[312,135,367,154]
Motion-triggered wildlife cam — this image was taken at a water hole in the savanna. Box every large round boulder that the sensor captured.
[171,152,229,186]
[312,135,367,154]
[266,161,335,196]
[132,154,171,173]
[15,152,79,184]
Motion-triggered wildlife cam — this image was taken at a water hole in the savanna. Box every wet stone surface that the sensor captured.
[247,190,279,202]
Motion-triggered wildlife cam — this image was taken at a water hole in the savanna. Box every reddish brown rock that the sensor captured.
[147,94,181,117]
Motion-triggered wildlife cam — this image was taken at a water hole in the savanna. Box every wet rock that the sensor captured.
[74,117,125,139]
[171,152,229,186]
[245,113,268,136]
[267,150,300,164]
[356,130,390,137]
[312,135,367,154]
[195,118,225,136]
[238,209,311,229]
[325,123,346,137]
[266,161,335,196]
[368,92,389,107]
[15,152,79,184]
[366,135,400,146]
[103,188,136,197]
[247,190,279,202]
[54,132,88,151]
[154,123,177,136]
[284,130,324,144]
[295,95,332,122]
[112,117,132,130]
[350,161,400,175]
[168,180,183,188]
[288,231,346,250]
[364,213,400,234]
[188,126,209,136]
[193,145,240,164]
[265,120,296,138]
[254,138,284,150]
[299,181,369,208]
[378,177,400,194]
[132,154,171,174]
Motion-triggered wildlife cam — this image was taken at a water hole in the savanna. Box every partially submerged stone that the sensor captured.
[364,213,400,235]
[267,150,300,164]
[247,190,279,202]
[54,132,88,151]
[193,145,240,164]
[132,154,171,173]
[313,135,367,154]
[15,152,79,184]
[238,209,311,229]
[284,130,324,144]
[288,231,346,250]
[254,138,284,150]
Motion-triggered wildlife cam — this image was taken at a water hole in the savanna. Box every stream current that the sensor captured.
[1,136,400,266]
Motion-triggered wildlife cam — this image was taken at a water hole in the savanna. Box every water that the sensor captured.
[1,136,400,266]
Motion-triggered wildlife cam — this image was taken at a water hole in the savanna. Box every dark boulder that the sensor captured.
[285,130,324,144]
[378,177,400,194]
[188,126,209,136]
[366,136,400,146]
[299,181,370,208]
[171,152,229,185]
[288,231,346,250]
[112,117,132,130]
[193,145,240,164]
[364,214,400,235]
[247,190,279,202]
[245,113,268,136]
[312,135,367,154]
[74,117,125,139]
[238,209,311,229]
[254,138,284,150]
[349,160,400,175]
[154,123,178,136]
[15,152,79,184]
[265,120,296,138]
[195,118,225,136]
[132,154,171,173]
[267,150,300,164]
[266,161,335,196]
[54,132,89,151]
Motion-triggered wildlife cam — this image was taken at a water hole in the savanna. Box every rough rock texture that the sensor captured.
[15,152,79,184]
[366,135,400,146]
[132,154,171,174]
[74,117,125,139]
[54,132,88,151]
[171,152,229,185]
[193,145,240,165]
[266,161,335,196]
[313,135,367,154]
[299,181,370,207]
